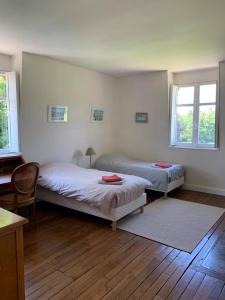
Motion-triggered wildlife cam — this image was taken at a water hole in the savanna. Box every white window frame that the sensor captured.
[0,72,19,154]
[170,81,219,150]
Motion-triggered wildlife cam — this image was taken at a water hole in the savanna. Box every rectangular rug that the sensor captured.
[118,198,225,252]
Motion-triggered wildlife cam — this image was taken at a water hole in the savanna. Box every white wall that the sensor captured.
[0,53,12,71]
[173,67,218,84]
[18,52,225,195]
[12,53,22,74]
[114,71,170,159]
[20,53,117,166]
[114,67,225,195]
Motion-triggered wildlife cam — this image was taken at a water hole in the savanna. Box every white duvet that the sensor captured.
[39,162,151,212]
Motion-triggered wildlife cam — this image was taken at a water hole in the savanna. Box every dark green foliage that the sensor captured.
[177,110,193,143]
[0,101,9,149]
[199,107,215,144]
[0,76,9,149]
[0,75,6,98]
[177,108,215,144]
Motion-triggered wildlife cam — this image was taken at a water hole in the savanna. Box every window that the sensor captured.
[0,72,19,153]
[170,82,218,149]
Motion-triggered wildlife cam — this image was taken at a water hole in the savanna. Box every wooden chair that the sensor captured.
[0,162,39,221]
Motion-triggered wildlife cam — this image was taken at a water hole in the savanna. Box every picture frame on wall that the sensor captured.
[135,112,148,123]
[48,105,68,122]
[90,106,104,122]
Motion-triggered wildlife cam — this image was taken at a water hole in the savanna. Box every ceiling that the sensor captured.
[0,0,225,75]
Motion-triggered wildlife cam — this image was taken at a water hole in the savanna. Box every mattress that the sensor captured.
[37,187,147,222]
[94,154,185,192]
[38,162,150,212]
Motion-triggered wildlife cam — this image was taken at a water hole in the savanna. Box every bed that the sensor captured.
[37,162,150,230]
[94,154,185,197]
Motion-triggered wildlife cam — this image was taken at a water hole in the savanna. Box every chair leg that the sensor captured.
[32,202,36,225]
[140,205,144,213]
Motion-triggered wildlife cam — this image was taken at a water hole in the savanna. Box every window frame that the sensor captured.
[0,72,19,154]
[170,80,219,150]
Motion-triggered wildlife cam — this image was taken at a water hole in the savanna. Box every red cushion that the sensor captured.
[102,175,122,182]
[154,162,172,168]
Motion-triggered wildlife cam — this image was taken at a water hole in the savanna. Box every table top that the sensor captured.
[0,208,28,233]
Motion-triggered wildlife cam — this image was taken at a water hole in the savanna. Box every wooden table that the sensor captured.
[0,208,28,300]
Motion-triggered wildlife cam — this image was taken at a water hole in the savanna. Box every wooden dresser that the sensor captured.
[0,208,28,300]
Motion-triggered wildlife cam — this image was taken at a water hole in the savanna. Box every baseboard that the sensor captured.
[182,184,225,196]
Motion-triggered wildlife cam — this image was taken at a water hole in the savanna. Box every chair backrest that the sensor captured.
[12,162,40,195]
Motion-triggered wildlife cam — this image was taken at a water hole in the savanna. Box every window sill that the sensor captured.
[0,152,22,158]
[169,145,219,151]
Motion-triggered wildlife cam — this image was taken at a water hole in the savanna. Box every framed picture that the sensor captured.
[90,106,104,122]
[135,112,148,123]
[48,105,68,122]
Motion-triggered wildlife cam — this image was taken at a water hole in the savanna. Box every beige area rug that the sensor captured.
[118,198,225,252]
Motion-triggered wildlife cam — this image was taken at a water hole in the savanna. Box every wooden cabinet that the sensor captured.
[0,208,27,300]
[0,153,25,195]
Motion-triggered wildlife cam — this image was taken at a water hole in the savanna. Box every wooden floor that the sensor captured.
[24,190,225,300]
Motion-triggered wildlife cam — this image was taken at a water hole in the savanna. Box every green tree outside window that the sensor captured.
[0,75,9,149]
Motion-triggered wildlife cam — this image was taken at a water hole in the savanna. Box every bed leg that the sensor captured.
[164,192,168,199]
[112,221,117,231]
[140,206,144,213]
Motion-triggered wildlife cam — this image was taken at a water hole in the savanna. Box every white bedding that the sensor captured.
[94,154,185,192]
[38,162,151,212]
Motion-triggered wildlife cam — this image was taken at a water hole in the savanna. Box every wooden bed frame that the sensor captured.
[147,176,185,198]
[37,187,147,231]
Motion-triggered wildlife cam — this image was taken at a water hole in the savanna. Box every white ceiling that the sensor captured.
[0,0,225,75]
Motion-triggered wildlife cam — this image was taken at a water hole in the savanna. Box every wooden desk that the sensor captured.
[0,153,25,194]
[0,208,28,300]
[0,174,11,185]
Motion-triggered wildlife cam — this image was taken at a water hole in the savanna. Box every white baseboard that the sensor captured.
[182,184,225,197]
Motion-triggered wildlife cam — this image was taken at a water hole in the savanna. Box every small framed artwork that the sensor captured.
[48,105,68,122]
[135,112,148,123]
[90,106,104,122]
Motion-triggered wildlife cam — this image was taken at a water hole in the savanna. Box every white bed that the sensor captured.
[37,162,149,230]
[37,187,146,231]
[95,154,185,197]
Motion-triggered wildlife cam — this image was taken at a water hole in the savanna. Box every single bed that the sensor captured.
[94,154,185,197]
[37,162,150,230]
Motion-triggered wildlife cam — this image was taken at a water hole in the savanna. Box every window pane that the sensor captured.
[176,106,193,143]
[198,105,216,145]
[200,84,216,103]
[177,86,194,105]
[0,100,10,149]
[0,75,7,99]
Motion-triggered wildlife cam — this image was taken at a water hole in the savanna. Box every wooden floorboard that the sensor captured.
[23,190,225,299]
